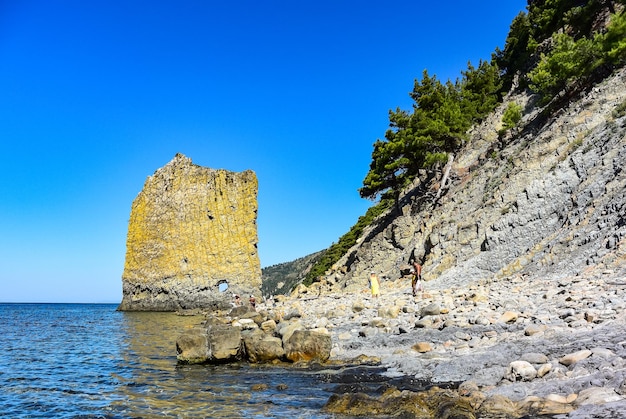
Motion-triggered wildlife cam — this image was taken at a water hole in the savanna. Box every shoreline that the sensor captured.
[261,264,626,417]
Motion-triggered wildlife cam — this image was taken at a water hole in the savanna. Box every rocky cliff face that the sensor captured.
[119,153,261,311]
[323,67,626,293]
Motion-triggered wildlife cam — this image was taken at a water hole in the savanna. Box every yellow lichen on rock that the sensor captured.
[119,153,261,311]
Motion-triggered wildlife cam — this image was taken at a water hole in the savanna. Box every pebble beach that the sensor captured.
[263,261,626,418]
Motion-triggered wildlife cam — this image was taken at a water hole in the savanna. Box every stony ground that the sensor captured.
[261,259,626,418]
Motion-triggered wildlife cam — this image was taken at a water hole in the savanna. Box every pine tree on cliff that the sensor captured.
[360,64,500,204]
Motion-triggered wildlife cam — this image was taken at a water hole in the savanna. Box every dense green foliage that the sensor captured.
[461,60,503,121]
[529,7,626,101]
[303,199,392,285]
[528,32,603,99]
[496,0,626,91]
[527,0,587,44]
[500,102,523,134]
[603,8,626,64]
[495,11,532,91]
[359,61,501,202]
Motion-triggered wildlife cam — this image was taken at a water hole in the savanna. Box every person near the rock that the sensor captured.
[249,295,256,310]
[233,294,242,307]
[369,271,380,298]
[411,261,424,297]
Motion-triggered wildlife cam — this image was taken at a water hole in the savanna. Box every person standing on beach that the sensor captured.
[369,271,380,298]
[411,261,423,297]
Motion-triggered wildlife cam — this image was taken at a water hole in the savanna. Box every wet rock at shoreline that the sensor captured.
[242,329,285,363]
[176,308,332,365]
[284,329,331,363]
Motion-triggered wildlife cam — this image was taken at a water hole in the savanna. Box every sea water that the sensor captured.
[0,303,342,418]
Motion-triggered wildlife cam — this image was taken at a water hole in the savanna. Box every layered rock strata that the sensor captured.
[119,153,261,311]
[326,67,626,295]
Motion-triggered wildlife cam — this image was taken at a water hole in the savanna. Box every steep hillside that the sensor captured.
[264,1,626,296]
[261,250,324,296]
[322,66,626,293]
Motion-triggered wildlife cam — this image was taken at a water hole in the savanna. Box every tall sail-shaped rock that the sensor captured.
[118,153,261,311]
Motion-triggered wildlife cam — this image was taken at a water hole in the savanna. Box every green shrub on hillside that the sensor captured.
[529,8,626,103]
[500,101,523,134]
[603,10,626,64]
[528,33,603,100]
[304,199,392,285]
[613,98,626,119]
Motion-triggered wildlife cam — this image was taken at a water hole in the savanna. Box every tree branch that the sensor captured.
[434,153,454,202]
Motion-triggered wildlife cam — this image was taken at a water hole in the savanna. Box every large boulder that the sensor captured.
[176,324,243,364]
[241,329,285,363]
[177,314,334,366]
[207,324,242,362]
[284,328,332,363]
[176,328,209,364]
[277,320,305,345]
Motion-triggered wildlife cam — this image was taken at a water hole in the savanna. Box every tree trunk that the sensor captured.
[434,153,454,202]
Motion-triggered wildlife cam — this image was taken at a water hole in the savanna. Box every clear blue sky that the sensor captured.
[0,1,527,303]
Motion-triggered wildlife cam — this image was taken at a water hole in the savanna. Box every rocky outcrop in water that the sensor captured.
[175,305,332,365]
[119,153,261,311]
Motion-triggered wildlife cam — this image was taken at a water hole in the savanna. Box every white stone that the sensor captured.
[507,360,537,381]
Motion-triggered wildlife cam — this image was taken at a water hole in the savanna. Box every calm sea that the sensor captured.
[0,303,346,418]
